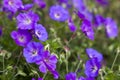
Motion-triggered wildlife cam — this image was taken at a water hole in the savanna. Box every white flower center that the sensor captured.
[54,13,61,19]
[19,36,25,42]
[91,66,98,73]
[106,25,111,33]
[36,30,41,38]
[24,18,31,25]
[32,50,38,56]
[8,0,14,6]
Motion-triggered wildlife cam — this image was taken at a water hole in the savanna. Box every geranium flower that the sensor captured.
[11,29,32,47]
[86,48,103,62]
[49,5,69,22]
[65,72,76,80]
[33,0,46,8]
[104,17,118,38]
[3,0,23,13]
[32,77,43,80]
[16,11,39,30]
[35,24,48,41]
[68,17,77,32]
[81,19,94,40]
[84,58,101,77]
[36,50,59,79]
[23,41,44,63]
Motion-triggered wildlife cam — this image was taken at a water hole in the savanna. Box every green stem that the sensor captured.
[75,60,82,72]
[11,52,22,80]
[3,55,5,80]
[42,72,47,79]
[111,47,120,70]
[100,69,104,80]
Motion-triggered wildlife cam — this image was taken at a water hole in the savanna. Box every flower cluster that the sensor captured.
[2,0,59,79]
[48,0,118,40]
[65,48,103,80]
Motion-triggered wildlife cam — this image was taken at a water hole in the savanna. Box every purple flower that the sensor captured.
[35,24,48,41]
[96,0,108,6]
[16,11,39,30]
[78,76,95,80]
[65,72,76,80]
[33,0,46,9]
[94,14,105,27]
[81,19,94,40]
[84,58,101,77]
[3,0,23,13]
[104,17,118,38]
[58,0,72,8]
[50,70,59,79]
[38,78,43,80]
[73,0,86,11]
[68,17,77,32]
[0,27,2,36]
[19,4,33,11]
[36,50,57,73]
[86,48,103,62]
[49,5,69,22]
[78,76,85,80]
[11,29,32,47]
[58,0,68,3]
[73,0,93,22]
[23,41,44,63]
[85,77,95,80]
[32,77,43,80]
[74,10,85,20]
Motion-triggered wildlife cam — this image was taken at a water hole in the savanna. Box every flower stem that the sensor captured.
[43,72,47,79]
[3,54,5,80]
[75,60,82,72]
[100,69,104,80]
[65,52,69,73]
[111,47,120,70]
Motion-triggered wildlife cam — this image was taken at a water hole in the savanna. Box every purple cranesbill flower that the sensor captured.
[85,77,95,80]
[11,29,32,47]
[19,4,33,11]
[86,48,103,62]
[50,70,59,79]
[81,19,94,40]
[73,0,93,22]
[35,24,48,41]
[94,14,105,27]
[104,17,118,38]
[96,0,108,6]
[33,0,46,9]
[49,5,69,22]
[1,7,15,20]
[65,72,76,80]
[84,58,101,77]
[16,11,39,30]
[74,10,85,20]
[32,77,43,80]
[58,0,68,3]
[58,0,72,8]
[73,0,86,11]
[3,0,23,13]
[78,76,95,80]
[0,27,2,36]
[67,17,77,32]
[78,76,85,80]
[23,41,44,63]
[36,50,57,73]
